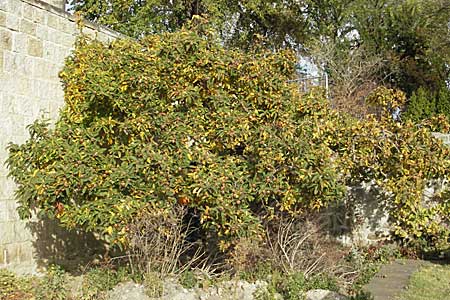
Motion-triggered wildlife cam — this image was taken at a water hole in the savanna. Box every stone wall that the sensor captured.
[0,0,120,274]
[431,132,450,146]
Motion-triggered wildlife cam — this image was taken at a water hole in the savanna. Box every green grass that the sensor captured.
[396,263,450,300]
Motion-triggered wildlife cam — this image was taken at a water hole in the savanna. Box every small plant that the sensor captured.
[305,273,339,291]
[282,272,307,300]
[179,271,197,289]
[239,262,277,282]
[364,243,402,263]
[35,265,67,300]
[143,271,163,298]
[436,84,450,119]
[350,291,374,300]
[0,269,20,298]
[253,271,284,300]
[277,272,339,300]
[0,269,34,300]
[80,267,128,300]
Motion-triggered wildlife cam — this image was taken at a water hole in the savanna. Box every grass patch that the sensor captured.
[395,263,450,300]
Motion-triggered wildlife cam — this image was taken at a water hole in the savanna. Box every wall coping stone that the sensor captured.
[19,0,124,39]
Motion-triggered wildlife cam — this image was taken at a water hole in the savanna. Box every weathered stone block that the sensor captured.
[6,201,21,222]
[27,37,43,57]
[36,24,48,40]
[45,0,65,11]
[3,51,26,74]
[4,243,19,265]
[43,40,55,59]
[0,49,3,73]
[14,76,31,95]
[17,241,34,263]
[0,200,8,221]
[12,31,27,53]
[15,94,33,116]
[46,13,59,29]
[0,246,5,265]
[5,12,19,30]
[61,19,76,35]
[7,0,22,17]
[0,178,16,201]
[23,4,33,21]
[33,79,48,99]
[0,221,16,244]
[0,0,7,12]
[14,221,33,243]
[46,27,59,43]
[53,45,67,64]
[19,19,36,35]
[0,28,12,50]
[32,8,44,24]
[0,11,6,26]
[59,32,75,48]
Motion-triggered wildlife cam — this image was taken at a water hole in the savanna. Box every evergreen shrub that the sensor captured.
[7,24,343,250]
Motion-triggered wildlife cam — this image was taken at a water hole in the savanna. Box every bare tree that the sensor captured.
[308,39,385,118]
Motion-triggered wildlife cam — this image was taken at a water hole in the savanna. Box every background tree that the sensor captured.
[436,84,450,118]
[305,0,450,118]
[400,87,436,122]
[69,0,309,49]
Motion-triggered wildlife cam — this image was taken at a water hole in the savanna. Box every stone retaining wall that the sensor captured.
[0,0,119,273]
[431,132,450,146]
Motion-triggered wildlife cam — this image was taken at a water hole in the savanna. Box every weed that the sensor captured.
[143,271,163,298]
[179,270,197,289]
[35,265,67,300]
[80,267,128,300]
[0,269,34,300]
[350,291,374,300]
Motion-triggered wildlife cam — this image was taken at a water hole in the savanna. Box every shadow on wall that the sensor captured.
[326,184,392,245]
[27,216,110,273]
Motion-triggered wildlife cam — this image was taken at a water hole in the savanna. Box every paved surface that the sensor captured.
[364,259,430,300]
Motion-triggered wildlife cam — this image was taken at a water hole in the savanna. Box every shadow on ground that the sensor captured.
[27,216,110,274]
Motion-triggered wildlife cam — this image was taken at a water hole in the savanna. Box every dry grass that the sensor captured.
[265,215,347,278]
[126,205,211,277]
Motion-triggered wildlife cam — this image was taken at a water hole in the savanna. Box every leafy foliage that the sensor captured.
[322,88,450,250]
[70,0,450,117]
[7,23,450,254]
[7,24,343,250]
[308,0,450,116]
